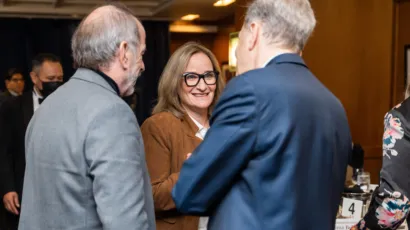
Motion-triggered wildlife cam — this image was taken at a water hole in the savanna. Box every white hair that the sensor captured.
[71,4,140,70]
[244,0,316,52]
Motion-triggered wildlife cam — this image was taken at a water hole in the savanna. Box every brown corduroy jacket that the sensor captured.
[141,111,202,230]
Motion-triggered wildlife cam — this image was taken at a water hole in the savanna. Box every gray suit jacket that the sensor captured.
[18,68,156,230]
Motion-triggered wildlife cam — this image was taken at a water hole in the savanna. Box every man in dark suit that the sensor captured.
[0,69,25,107]
[0,53,63,229]
[172,0,352,229]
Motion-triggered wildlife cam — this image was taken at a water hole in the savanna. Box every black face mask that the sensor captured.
[40,81,63,98]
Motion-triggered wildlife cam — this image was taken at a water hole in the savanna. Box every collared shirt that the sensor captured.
[262,55,278,68]
[188,114,209,230]
[262,52,296,68]
[188,114,209,140]
[8,90,18,96]
[92,69,120,96]
[32,87,43,112]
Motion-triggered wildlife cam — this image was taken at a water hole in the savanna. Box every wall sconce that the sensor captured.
[229,32,238,72]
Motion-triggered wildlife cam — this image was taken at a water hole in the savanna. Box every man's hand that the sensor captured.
[186,153,192,159]
[3,192,19,215]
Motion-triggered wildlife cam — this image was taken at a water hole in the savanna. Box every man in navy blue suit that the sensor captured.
[172,0,352,229]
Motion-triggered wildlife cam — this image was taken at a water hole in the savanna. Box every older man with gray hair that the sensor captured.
[18,3,155,230]
[172,0,352,229]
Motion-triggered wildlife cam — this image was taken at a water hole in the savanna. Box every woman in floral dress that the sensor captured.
[351,93,410,229]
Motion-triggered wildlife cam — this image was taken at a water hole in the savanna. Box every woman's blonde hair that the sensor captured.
[152,42,225,118]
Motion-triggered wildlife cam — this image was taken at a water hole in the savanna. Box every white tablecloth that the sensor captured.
[335,219,408,230]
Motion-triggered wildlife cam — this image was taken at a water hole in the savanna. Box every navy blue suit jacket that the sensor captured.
[172,53,352,230]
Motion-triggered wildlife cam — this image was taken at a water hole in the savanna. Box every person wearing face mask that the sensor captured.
[141,42,225,230]
[30,54,64,105]
[0,53,63,230]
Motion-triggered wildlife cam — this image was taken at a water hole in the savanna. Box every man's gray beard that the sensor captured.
[129,69,140,85]
[126,69,141,94]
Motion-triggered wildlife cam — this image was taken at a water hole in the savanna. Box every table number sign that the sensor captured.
[341,198,363,219]
[335,219,359,230]
[335,219,408,230]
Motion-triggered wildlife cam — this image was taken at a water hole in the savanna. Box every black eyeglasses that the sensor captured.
[182,71,219,87]
[11,79,24,83]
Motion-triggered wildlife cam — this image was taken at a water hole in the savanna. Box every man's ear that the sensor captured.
[247,22,260,51]
[30,71,37,85]
[118,41,130,70]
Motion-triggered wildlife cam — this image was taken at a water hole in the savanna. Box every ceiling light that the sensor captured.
[213,0,236,7]
[170,24,218,33]
[181,14,200,21]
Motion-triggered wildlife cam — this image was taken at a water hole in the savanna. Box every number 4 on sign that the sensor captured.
[341,198,363,220]
[349,203,355,214]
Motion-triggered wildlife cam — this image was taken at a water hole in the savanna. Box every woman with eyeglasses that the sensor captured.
[141,42,225,230]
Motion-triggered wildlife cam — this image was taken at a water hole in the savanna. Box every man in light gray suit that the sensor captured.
[18,3,155,230]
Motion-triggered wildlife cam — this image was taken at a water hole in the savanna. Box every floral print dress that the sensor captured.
[351,101,410,229]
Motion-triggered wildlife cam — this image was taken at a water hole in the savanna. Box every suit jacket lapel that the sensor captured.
[181,113,202,144]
